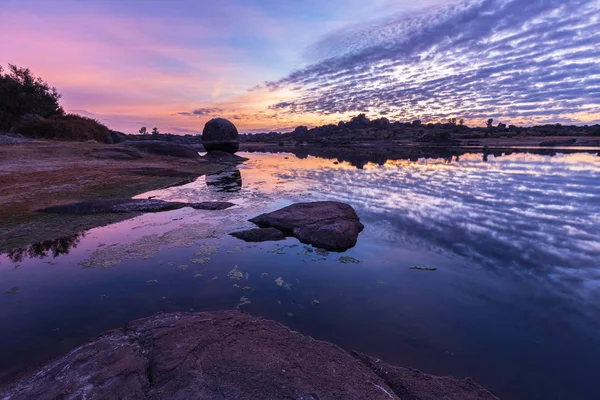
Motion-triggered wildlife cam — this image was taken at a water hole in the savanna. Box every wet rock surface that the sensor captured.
[201,150,248,164]
[249,201,364,251]
[38,199,234,214]
[0,311,497,400]
[123,140,202,159]
[202,118,240,154]
[230,227,287,242]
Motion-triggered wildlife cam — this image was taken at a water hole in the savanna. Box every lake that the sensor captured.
[1,150,600,400]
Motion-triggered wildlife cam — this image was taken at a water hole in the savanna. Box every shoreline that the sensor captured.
[2,137,598,252]
[0,140,229,252]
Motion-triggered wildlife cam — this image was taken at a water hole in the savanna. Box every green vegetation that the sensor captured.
[12,113,111,142]
[1,64,113,142]
[0,64,63,130]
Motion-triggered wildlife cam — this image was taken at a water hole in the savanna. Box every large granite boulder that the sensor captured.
[0,311,498,400]
[248,201,364,251]
[202,118,239,153]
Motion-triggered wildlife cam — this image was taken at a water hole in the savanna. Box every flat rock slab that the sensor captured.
[248,201,364,251]
[230,227,287,242]
[38,199,234,214]
[123,141,201,159]
[0,311,498,400]
[202,150,249,164]
[88,148,144,160]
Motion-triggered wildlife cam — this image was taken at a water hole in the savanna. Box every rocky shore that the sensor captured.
[0,311,498,400]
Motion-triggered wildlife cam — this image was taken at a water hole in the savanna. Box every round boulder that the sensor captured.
[202,118,239,153]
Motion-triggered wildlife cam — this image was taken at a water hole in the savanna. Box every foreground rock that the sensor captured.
[0,311,498,400]
[248,201,364,251]
[202,118,240,153]
[230,227,287,242]
[38,199,234,214]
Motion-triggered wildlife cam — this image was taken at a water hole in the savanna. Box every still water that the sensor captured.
[1,151,600,400]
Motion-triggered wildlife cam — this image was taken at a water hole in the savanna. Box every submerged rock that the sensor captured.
[38,199,234,214]
[248,201,364,251]
[229,228,287,242]
[202,118,239,153]
[0,311,497,400]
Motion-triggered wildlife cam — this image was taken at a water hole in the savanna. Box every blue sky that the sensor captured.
[2,0,599,133]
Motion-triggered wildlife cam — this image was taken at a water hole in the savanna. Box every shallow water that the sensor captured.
[2,151,600,399]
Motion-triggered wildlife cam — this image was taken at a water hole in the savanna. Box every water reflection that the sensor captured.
[206,168,242,192]
[6,233,84,263]
[243,145,597,168]
[1,151,600,400]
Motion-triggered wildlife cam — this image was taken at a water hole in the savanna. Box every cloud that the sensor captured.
[178,108,224,117]
[266,0,600,125]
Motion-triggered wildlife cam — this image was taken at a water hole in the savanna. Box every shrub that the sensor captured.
[13,113,111,142]
[0,64,64,130]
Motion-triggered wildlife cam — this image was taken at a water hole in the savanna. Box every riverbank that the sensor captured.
[0,140,228,251]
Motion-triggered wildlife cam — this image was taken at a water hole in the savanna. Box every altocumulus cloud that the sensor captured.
[178,107,223,117]
[267,0,600,124]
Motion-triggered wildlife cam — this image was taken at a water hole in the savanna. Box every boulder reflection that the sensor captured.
[206,168,242,192]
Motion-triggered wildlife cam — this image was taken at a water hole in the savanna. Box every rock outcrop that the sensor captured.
[123,140,201,159]
[202,118,239,154]
[248,201,364,251]
[38,199,234,214]
[88,147,143,160]
[0,311,498,400]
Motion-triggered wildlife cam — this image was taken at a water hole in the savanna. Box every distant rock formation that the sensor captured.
[230,227,287,242]
[0,311,499,400]
[202,118,239,153]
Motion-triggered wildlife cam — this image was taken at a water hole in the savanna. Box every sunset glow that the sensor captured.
[3,0,600,133]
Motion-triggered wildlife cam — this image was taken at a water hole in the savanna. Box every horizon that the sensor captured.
[3,0,600,134]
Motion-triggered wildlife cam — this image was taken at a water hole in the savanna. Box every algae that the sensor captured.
[228,266,244,280]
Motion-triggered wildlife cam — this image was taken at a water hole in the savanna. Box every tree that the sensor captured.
[459,119,464,126]
[487,118,494,131]
[152,127,160,135]
[139,126,147,135]
[0,64,64,130]
[450,118,457,125]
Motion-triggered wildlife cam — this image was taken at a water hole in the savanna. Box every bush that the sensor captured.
[13,113,111,142]
[0,64,64,130]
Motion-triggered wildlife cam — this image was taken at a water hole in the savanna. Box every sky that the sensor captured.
[2,0,600,134]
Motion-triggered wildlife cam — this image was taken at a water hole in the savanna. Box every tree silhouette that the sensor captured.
[139,126,147,135]
[152,127,160,135]
[0,64,64,130]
